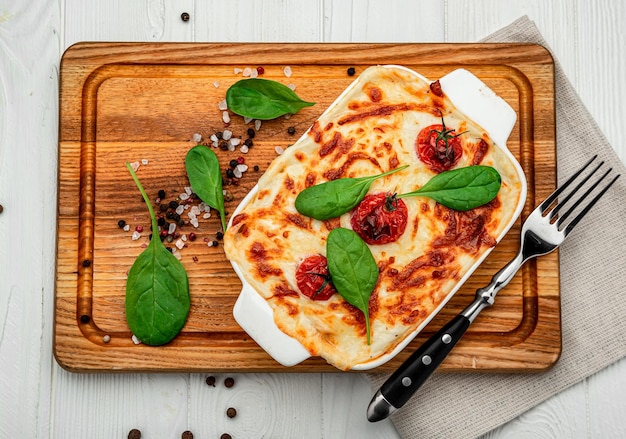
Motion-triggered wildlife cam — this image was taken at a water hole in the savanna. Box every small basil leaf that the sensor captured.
[185,145,227,231]
[326,228,378,344]
[398,165,501,211]
[295,165,409,220]
[226,78,315,120]
[125,163,190,346]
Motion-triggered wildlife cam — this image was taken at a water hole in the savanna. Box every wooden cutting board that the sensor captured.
[55,42,559,372]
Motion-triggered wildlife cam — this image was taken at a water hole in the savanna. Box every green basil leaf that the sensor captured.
[125,163,190,346]
[226,78,315,120]
[326,228,379,344]
[185,145,227,231]
[398,165,501,211]
[295,165,409,220]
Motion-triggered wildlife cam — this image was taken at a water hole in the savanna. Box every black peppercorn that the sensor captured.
[220,434,232,439]
[181,431,193,439]
[157,217,166,227]
[215,131,223,139]
[216,231,224,240]
[287,126,296,135]
[347,67,356,76]
[82,259,91,268]
[169,200,179,209]
[128,429,141,439]
[224,377,235,388]
[226,169,235,179]
[0,204,3,214]
[205,376,216,386]
[229,159,239,168]
[219,139,229,151]
[226,407,237,418]
[253,165,260,172]
[80,314,90,324]
[247,128,256,138]
[158,189,166,199]
[244,138,253,147]
[181,12,190,22]
[160,203,169,212]
[117,219,126,228]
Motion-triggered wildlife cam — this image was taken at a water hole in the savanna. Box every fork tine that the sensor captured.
[548,160,605,221]
[538,155,598,213]
[561,172,620,236]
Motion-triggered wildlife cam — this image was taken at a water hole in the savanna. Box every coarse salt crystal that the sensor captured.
[131,231,141,240]
[213,81,220,88]
[284,113,292,120]
[173,249,182,260]
[132,334,142,344]
[210,134,219,143]
[243,116,253,124]
[222,111,231,124]
[123,224,130,232]
[233,168,242,178]
[234,67,243,75]
[184,186,193,195]
[228,143,235,152]
[229,138,241,147]
[222,129,232,140]
[236,163,248,173]
[218,99,228,111]
[287,83,296,91]
[190,217,199,228]
[130,161,140,172]
[199,202,210,212]
[203,212,211,219]
[250,68,258,78]
[175,205,185,215]
[168,223,177,234]
[283,66,292,77]
[207,241,214,247]
[190,206,201,216]
[141,158,149,165]
[254,119,262,131]
[181,234,188,242]
[192,133,202,143]
[240,145,249,154]
[179,192,190,201]
[175,239,185,249]
[103,335,111,343]
[275,146,285,155]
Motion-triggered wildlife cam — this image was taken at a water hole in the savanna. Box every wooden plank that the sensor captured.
[55,42,558,372]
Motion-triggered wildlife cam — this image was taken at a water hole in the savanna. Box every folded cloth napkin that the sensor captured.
[366,15,626,439]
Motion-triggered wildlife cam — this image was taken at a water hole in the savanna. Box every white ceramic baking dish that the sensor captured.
[228,66,527,370]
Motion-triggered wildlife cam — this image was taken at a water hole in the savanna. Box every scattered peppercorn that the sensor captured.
[0,204,3,214]
[135,225,143,233]
[347,67,356,76]
[219,140,229,151]
[229,159,239,168]
[128,429,142,439]
[224,377,235,388]
[226,407,237,418]
[80,314,90,324]
[118,219,126,228]
[220,434,232,439]
[205,376,216,386]
[216,231,224,240]
[158,189,166,199]
[188,232,196,241]
[225,169,235,179]
[253,165,260,172]
[215,131,223,139]
[256,66,265,75]
[181,431,193,439]
[244,138,253,147]
[223,192,234,202]
[211,240,219,247]
[82,259,91,268]
[169,200,179,209]
[158,217,166,227]
[237,156,245,164]
[247,128,255,138]
[181,12,190,22]
[160,203,169,212]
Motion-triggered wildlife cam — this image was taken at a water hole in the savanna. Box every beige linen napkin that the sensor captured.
[366,16,626,439]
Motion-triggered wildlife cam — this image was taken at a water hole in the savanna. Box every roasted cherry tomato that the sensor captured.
[416,118,464,173]
[295,255,337,301]
[350,192,408,245]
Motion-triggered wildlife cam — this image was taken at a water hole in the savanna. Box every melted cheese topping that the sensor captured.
[224,66,523,370]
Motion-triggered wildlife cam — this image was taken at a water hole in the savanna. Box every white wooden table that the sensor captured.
[1,1,625,437]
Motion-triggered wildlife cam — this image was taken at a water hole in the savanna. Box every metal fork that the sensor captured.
[367,155,621,422]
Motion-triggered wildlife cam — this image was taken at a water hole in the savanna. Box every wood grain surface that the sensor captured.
[54,42,558,372]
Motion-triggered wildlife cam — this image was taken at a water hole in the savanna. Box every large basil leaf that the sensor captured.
[226,78,314,120]
[125,163,190,346]
[326,228,379,344]
[186,145,227,231]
